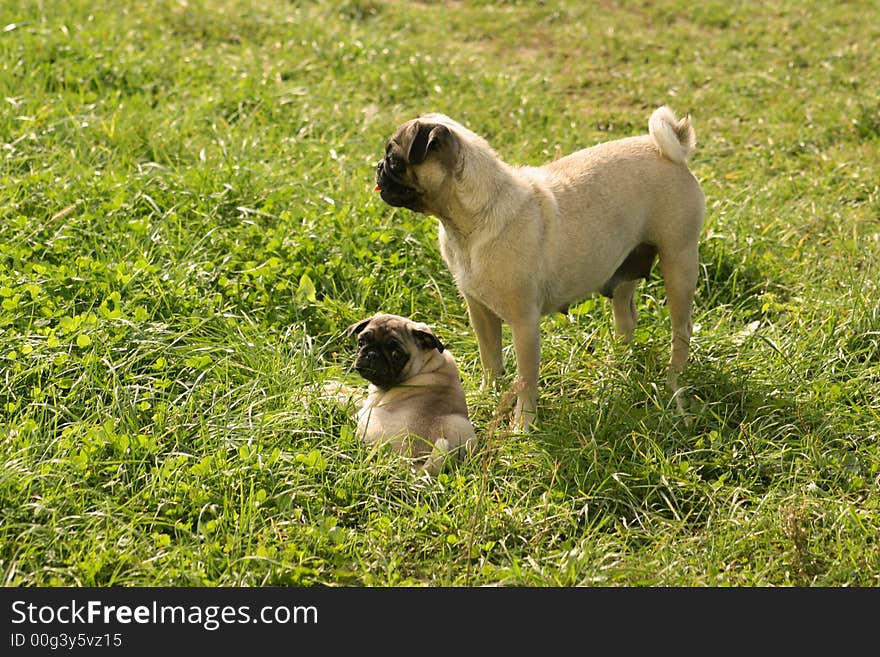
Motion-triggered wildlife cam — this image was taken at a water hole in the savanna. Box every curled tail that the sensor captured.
[648,106,696,165]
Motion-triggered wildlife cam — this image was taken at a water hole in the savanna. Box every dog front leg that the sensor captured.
[508,317,541,431]
[419,438,450,477]
[464,294,504,389]
[611,279,641,343]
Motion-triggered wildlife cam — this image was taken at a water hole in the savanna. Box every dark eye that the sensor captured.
[388,156,404,173]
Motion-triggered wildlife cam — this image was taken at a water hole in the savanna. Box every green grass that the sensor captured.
[1,0,879,586]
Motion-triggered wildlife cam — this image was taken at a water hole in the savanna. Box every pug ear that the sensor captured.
[407,123,451,165]
[411,328,445,353]
[346,318,372,338]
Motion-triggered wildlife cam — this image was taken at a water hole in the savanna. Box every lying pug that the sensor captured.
[375,107,706,429]
[346,313,476,475]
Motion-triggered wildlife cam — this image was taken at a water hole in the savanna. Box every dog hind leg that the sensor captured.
[658,246,699,418]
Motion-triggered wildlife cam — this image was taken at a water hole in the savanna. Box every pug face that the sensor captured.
[347,313,445,388]
[374,116,459,212]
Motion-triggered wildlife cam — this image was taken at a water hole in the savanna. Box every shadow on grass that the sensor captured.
[696,238,777,315]
[478,342,832,531]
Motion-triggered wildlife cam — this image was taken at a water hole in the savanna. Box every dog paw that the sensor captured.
[480,375,506,392]
[322,380,364,408]
[415,438,451,477]
[512,406,537,433]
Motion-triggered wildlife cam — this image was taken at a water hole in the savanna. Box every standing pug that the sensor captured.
[375,107,705,429]
[347,313,476,475]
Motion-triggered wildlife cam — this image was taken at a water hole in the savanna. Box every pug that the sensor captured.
[347,313,476,475]
[375,106,705,429]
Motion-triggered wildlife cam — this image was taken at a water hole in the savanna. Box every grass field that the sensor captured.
[1,0,879,586]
